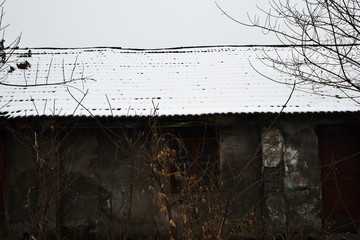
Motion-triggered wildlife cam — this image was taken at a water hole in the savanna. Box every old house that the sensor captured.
[0,46,359,239]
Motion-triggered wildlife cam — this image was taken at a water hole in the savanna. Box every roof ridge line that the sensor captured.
[13,44,360,52]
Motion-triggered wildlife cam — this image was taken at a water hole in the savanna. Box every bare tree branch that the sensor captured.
[217,0,360,101]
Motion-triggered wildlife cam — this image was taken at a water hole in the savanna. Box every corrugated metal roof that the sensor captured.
[0,46,358,118]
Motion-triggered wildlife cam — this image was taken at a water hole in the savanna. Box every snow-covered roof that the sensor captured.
[0,46,358,118]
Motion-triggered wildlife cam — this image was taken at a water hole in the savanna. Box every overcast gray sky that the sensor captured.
[3,0,278,49]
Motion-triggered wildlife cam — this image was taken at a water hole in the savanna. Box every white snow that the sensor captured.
[0,46,358,118]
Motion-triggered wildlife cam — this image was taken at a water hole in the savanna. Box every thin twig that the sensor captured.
[105,94,113,116]
[30,95,39,115]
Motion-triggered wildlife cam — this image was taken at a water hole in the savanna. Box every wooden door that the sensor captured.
[317,125,360,232]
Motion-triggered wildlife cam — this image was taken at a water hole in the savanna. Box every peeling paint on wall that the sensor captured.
[263,125,321,232]
[262,127,283,168]
[283,145,309,190]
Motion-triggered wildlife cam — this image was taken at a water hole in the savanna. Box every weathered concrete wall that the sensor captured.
[60,128,166,237]
[262,124,321,233]
[219,123,263,215]
[219,123,264,238]
[3,121,322,238]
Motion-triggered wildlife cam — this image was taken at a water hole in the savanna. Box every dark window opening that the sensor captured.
[171,126,219,192]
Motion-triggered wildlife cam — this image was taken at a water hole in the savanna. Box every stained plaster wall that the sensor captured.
[262,124,321,232]
[219,123,263,219]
